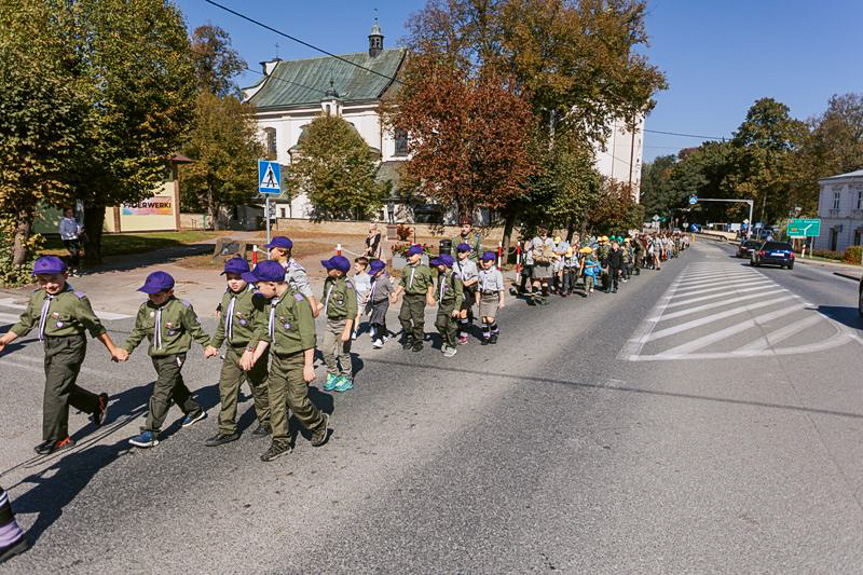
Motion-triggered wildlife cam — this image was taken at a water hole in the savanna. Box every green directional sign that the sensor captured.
[787,218,821,237]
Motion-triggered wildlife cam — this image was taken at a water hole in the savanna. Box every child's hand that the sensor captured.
[499,300,505,309]
[451,309,460,318]
[426,296,436,307]
[112,349,129,362]
[204,345,219,359]
[340,330,351,343]
[303,364,316,383]
[240,350,255,371]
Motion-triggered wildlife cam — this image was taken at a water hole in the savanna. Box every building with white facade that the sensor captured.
[594,115,645,202]
[813,168,863,252]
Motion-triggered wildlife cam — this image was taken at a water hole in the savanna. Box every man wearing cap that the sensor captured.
[452,243,478,344]
[265,236,320,317]
[451,220,482,260]
[317,255,357,392]
[118,271,211,448]
[242,261,330,462]
[391,245,435,352]
[202,257,272,446]
[431,254,464,357]
[0,256,119,454]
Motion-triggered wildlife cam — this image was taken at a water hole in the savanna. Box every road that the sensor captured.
[1,240,862,574]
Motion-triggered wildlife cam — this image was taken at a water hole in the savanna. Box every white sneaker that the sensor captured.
[351,331,358,341]
[372,339,384,349]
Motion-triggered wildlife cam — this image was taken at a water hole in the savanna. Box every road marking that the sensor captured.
[654,288,788,321]
[0,298,131,321]
[0,350,117,378]
[673,273,760,290]
[744,314,825,352]
[671,278,772,298]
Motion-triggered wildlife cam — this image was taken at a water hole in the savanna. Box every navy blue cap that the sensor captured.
[432,254,454,268]
[406,245,423,257]
[263,236,293,250]
[481,251,497,261]
[456,243,472,253]
[369,259,386,273]
[242,261,285,284]
[138,271,175,294]
[321,255,351,273]
[221,257,250,275]
[32,256,67,275]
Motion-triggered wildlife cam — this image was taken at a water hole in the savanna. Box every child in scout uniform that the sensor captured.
[431,254,464,357]
[453,243,478,344]
[366,259,393,349]
[265,236,319,317]
[352,257,372,341]
[316,256,357,393]
[0,485,28,564]
[242,261,330,462]
[0,256,117,455]
[476,251,505,344]
[202,257,271,447]
[391,245,435,352]
[119,271,210,448]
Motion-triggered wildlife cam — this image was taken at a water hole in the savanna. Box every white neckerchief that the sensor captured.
[225,293,237,342]
[38,294,55,341]
[154,305,164,349]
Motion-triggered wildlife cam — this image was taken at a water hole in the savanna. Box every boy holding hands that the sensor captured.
[391,245,435,352]
[317,255,357,393]
[477,251,506,344]
[431,254,464,357]
[366,259,393,349]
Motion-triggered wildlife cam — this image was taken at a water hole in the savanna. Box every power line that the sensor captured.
[644,128,725,140]
[203,0,403,86]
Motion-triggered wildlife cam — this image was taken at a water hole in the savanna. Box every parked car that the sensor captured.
[737,240,761,259]
[751,241,795,269]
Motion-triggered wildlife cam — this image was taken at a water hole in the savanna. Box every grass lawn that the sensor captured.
[39,231,229,258]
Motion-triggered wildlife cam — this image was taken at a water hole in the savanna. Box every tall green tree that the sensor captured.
[639,154,677,218]
[190,24,246,98]
[286,114,385,220]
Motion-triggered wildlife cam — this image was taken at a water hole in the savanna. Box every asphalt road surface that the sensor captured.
[1,240,862,574]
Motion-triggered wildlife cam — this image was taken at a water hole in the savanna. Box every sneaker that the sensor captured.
[205,432,239,447]
[481,338,490,346]
[382,335,390,343]
[260,441,292,462]
[0,536,30,565]
[402,337,414,351]
[490,334,498,344]
[252,423,272,437]
[181,411,207,428]
[412,341,423,352]
[372,339,384,349]
[324,373,338,391]
[440,344,449,354]
[351,331,358,341]
[334,376,354,392]
[457,334,468,345]
[310,413,330,447]
[91,393,109,427]
[443,346,458,358]
[34,436,75,455]
[129,431,159,448]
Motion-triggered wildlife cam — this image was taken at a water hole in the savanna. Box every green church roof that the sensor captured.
[247,49,405,110]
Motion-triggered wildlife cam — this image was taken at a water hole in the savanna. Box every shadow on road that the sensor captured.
[83,243,213,275]
[817,305,862,332]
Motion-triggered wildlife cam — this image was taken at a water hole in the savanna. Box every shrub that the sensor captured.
[843,245,863,264]
[812,249,843,261]
[396,224,414,242]
[0,218,42,287]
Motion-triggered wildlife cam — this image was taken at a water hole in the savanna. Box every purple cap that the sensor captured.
[406,245,423,257]
[481,251,497,261]
[321,255,351,273]
[221,257,250,275]
[138,271,175,294]
[32,255,67,275]
[369,259,386,273]
[242,261,285,284]
[456,243,472,253]
[432,254,454,268]
[263,236,293,250]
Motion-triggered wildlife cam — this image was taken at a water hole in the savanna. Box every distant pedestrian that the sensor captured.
[202,257,271,447]
[364,224,382,260]
[607,242,623,293]
[391,245,435,352]
[266,236,320,317]
[527,228,554,305]
[431,254,464,357]
[0,256,118,454]
[0,486,29,565]
[118,271,211,448]
[477,251,505,344]
[59,208,83,275]
[451,219,482,260]
[243,261,330,461]
[317,256,357,393]
[366,259,393,349]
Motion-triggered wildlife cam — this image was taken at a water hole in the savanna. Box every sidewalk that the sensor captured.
[794,255,862,281]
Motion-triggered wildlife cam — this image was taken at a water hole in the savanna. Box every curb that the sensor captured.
[833,271,862,282]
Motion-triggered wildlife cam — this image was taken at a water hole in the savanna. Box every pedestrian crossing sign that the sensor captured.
[258,160,281,195]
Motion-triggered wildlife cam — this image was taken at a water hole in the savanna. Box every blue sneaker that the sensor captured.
[181,411,207,428]
[129,431,159,448]
[334,376,354,392]
[324,373,338,391]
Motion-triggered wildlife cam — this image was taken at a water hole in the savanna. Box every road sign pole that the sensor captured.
[747,200,754,240]
[265,196,271,245]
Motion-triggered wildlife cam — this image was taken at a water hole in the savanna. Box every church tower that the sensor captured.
[368,18,384,58]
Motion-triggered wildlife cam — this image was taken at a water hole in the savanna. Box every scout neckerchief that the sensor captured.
[268,297,280,338]
[225,292,237,342]
[408,265,416,289]
[153,302,165,350]
[38,293,56,341]
[323,278,336,316]
[439,270,448,302]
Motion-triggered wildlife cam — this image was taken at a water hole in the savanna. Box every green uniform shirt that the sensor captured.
[321,276,358,321]
[123,297,210,357]
[399,263,434,296]
[258,290,316,356]
[451,233,483,260]
[11,284,106,339]
[435,269,464,308]
[209,285,267,349]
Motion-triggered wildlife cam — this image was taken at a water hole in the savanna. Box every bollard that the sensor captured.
[516,243,522,274]
[252,244,258,265]
[497,241,502,268]
[337,243,342,256]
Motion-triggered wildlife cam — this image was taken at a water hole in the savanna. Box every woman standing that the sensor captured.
[364,223,382,260]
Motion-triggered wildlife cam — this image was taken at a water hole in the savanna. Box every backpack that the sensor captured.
[533,240,551,265]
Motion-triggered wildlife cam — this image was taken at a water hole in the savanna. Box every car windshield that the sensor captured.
[763,242,792,250]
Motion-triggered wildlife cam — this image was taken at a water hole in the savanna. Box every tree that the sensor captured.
[190,25,246,97]
[639,154,677,217]
[181,92,263,229]
[286,114,385,220]
[388,54,534,223]
[587,180,644,234]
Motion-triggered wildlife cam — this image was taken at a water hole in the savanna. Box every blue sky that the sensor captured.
[176,0,863,163]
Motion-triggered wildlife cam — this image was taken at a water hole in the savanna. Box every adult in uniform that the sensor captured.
[265,236,320,317]
[452,220,483,260]
[527,228,554,305]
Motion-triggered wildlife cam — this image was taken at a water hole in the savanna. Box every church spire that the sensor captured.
[368,16,384,58]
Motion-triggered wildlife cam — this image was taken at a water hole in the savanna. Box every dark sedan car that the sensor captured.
[737,239,761,259]
[751,241,795,269]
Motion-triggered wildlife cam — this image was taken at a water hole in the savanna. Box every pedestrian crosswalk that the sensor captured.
[0,297,130,327]
[620,261,858,361]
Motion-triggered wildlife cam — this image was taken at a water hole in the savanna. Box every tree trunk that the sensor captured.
[11,207,32,267]
[207,189,221,231]
[83,204,106,265]
[566,218,575,242]
[501,206,517,263]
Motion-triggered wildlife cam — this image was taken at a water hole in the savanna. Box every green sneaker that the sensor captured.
[324,373,338,391]
[334,376,354,392]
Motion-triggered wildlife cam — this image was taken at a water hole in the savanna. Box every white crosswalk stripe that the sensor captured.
[621,258,858,362]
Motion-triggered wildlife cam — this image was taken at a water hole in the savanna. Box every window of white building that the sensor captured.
[833,189,841,210]
[264,127,277,160]
[855,185,863,210]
